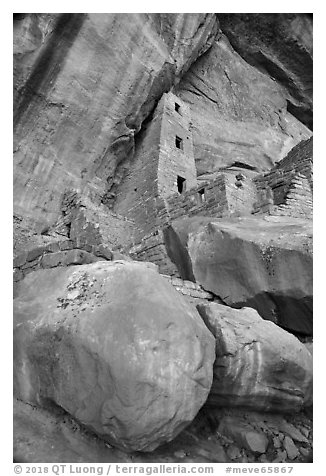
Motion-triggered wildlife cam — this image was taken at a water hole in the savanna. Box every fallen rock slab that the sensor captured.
[283,436,300,460]
[164,215,313,335]
[218,416,268,454]
[197,302,313,412]
[14,260,215,452]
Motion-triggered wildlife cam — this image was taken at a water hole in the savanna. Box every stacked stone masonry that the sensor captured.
[53,190,138,249]
[161,275,216,305]
[128,231,181,277]
[253,137,312,217]
[13,239,115,283]
[114,92,198,242]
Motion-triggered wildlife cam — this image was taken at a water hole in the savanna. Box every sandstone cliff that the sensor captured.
[13,13,313,464]
[14,13,218,230]
[13,13,312,233]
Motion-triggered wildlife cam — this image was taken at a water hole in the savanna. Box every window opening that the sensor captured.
[175,103,181,114]
[198,188,206,203]
[175,136,183,150]
[177,176,186,194]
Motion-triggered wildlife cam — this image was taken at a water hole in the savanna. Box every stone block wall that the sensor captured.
[161,275,216,306]
[158,175,228,222]
[127,172,260,273]
[114,92,197,242]
[253,137,312,217]
[13,239,114,284]
[53,189,137,249]
[113,105,163,241]
[158,92,197,198]
[128,230,181,276]
[270,174,313,219]
[224,173,258,216]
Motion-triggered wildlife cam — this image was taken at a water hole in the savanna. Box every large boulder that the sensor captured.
[197,303,313,412]
[14,260,215,452]
[164,215,312,335]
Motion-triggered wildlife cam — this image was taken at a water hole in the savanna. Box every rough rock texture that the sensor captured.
[13,260,215,452]
[164,215,312,335]
[197,303,313,412]
[218,14,313,129]
[218,416,269,454]
[175,32,311,176]
[13,13,218,231]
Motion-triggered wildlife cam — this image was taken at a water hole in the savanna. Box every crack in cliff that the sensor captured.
[101,16,221,205]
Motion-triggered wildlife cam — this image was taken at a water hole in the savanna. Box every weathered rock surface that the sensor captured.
[218,14,313,129]
[14,399,313,463]
[14,260,215,452]
[197,303,313,412]
[283,436,300,460]
[164,215,312,335]
[218,416,269,454]
[175,31,311,176]
[13,13,218,230]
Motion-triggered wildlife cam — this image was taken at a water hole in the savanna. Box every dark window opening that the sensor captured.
[175,136,183,150]
[198,188,206,203]
[175,103,181,114]
[177,176,186,194]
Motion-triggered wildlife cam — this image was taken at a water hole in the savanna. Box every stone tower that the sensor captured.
[114,92,197,241]
[157,92,197,198]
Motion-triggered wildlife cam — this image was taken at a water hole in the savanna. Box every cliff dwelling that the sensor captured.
[13,13,313,466]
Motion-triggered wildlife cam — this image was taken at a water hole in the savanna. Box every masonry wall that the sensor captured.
[128,230,181,276]
[113,107,162,241]
[269,174,313,219]
[224,172,258,216]
[113,92,198,242]
[53,190,137,249]
[158,93,197,198]
[253,137,313,217]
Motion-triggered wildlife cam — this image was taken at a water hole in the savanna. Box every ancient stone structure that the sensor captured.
[253,137,313,217]
[114,92,197,240]
[112,94,312,277]
[13,14,313,464]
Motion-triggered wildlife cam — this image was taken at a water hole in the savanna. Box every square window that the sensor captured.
[175,136,183,150]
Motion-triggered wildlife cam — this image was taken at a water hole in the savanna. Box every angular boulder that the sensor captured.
[197,303,313,412]
[164,215,313,335]
[218,416,269,454]
[14,260,215,452]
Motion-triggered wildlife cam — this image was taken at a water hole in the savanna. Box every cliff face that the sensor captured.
[13,13,312,232]
[175,33,311,176]
[13,14,314,463]
[14,13,218,229]
[218,14,313,130]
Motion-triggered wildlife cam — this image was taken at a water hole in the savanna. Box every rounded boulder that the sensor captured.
[14,260,215,452]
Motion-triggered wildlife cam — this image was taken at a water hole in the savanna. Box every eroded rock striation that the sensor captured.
[197,303,313,411]
[218,14,313,129]
[13,260,215,452]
